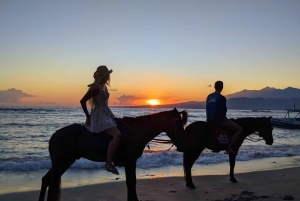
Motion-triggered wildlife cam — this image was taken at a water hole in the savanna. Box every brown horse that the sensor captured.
[38,108,188,201]
[183,117,273,189]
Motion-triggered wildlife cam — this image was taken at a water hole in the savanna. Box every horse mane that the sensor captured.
[121,109,188,127]
[121,110,169,124]
[230,117,270,135]
[181,110,188,126]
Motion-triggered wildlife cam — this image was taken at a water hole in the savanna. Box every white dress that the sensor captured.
[86,84,117,133]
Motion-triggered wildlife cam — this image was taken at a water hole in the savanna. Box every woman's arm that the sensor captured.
[80,85,100,125]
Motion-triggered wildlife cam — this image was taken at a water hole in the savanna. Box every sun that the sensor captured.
[147,99,161,106]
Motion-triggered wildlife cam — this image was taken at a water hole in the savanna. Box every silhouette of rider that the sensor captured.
[206,81,243,155]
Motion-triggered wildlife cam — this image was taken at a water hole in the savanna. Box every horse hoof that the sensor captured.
[186,183,196,189]
[230,178,238,183]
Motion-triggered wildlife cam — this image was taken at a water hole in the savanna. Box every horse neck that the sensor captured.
[124,112,170,144]
[235,117,260,137]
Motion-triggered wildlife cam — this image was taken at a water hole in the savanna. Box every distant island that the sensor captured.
[112,87,300,110]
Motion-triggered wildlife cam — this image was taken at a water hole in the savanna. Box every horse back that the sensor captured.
[48,120,143,163]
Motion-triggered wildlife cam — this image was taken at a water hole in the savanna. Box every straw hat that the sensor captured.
[88,65,113,87]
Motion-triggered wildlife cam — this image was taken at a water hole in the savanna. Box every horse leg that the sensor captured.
[229,154,237,183]
[47,158,76,201]
[125,160,139,201]
[38,169,53,201]
[183,148,203,189]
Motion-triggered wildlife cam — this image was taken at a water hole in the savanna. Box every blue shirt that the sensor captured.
[206,92,227,125]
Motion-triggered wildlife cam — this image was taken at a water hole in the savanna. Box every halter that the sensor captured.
[245,118,267,142]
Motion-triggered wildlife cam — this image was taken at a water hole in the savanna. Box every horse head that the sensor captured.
[234,117,274,145]
[165,108,188,152]
[256,117,274,145]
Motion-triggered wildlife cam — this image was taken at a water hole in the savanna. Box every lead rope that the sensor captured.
[146,141,175,151]
[245,132,263,142]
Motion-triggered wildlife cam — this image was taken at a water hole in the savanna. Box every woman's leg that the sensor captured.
[104,127,121,174]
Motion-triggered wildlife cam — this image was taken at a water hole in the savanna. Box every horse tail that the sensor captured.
[180,110,188,126]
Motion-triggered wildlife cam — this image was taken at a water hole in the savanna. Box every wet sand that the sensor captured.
[1,166,299,201]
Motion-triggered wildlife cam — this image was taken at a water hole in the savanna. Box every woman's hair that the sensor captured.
[93,66,111,86]
[88,65,112,108]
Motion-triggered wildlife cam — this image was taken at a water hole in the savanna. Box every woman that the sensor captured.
[80,65,121,175]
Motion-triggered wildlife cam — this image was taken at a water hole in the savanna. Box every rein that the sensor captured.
[151,138,173,143]
[245,133,263,142]
[147,139,175,152]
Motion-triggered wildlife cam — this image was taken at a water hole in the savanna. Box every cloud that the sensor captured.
[116,95,144,105]
[0,88,37,103]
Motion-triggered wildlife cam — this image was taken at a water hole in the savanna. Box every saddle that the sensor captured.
[212,126,230,144]
[207,121,231,144]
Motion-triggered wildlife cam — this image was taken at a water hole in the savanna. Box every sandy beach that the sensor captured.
[1,166,299,201]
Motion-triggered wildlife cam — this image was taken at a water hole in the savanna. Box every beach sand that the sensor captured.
[0,166,299,201]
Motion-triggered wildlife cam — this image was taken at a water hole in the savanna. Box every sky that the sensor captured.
[0,0,300,107]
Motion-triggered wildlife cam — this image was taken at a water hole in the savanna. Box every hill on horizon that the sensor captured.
[225,86,300,99]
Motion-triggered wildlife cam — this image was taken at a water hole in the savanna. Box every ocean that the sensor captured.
[1,106,300,194]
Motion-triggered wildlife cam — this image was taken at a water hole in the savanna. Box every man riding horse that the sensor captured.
[206,81,243,155]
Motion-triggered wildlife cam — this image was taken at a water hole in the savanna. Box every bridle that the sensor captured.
[245,118,270,142]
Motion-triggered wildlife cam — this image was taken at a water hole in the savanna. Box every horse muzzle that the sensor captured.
[266,139,273,145]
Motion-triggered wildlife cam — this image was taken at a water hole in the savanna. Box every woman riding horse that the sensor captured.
[38,108,188,201]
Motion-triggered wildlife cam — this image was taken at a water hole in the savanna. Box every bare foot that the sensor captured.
[225,147,237,155]
[105,163,119,175]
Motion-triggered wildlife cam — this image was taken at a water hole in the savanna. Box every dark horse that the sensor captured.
[183,117,273,189]
[38,108,188,201]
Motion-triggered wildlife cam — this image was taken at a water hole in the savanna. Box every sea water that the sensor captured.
[1,107,300,193]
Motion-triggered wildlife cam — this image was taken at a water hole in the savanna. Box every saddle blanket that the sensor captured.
[213,126,229,144]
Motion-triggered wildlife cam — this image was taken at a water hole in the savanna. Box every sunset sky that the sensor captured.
[1,0,299,107]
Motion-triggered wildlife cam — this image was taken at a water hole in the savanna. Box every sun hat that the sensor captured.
[88,65,113,87]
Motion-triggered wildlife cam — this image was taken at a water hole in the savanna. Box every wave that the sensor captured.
[0,108,57,112]
[0,107,75,113]
[1,145,300,171]
[1,122,68,128]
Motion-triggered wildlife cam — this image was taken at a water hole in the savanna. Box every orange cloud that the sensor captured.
[0,88,37,103]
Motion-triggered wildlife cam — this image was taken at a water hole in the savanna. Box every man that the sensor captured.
[206,81,243,155]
